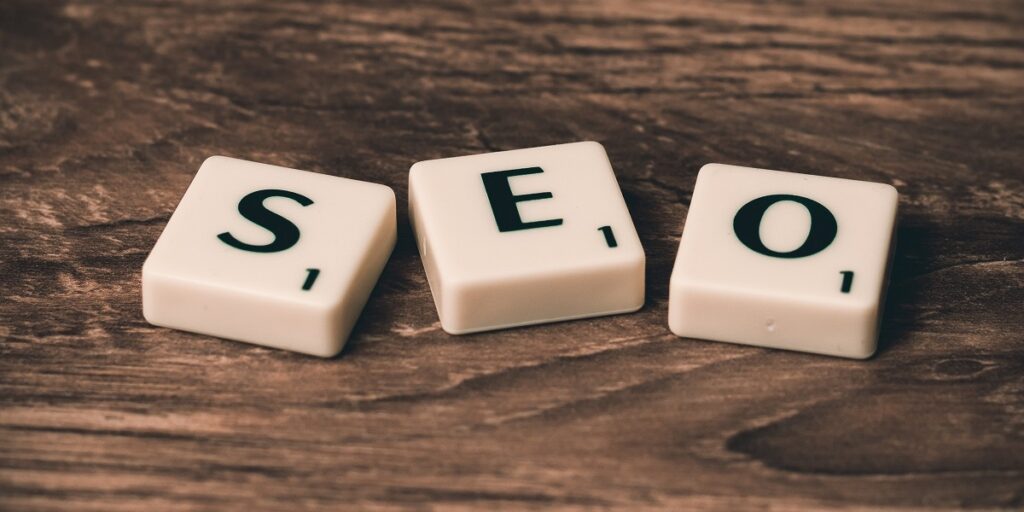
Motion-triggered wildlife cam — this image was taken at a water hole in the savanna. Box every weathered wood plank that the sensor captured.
[1,0,1023,509]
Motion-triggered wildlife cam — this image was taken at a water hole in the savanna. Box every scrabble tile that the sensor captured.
[142,156,396,357]
[668,164,898,359]
[409,141,645,334]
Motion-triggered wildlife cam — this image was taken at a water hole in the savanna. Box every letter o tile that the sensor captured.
[668,163,898,359]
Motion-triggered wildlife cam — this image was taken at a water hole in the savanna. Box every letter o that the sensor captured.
[732,194,837,258]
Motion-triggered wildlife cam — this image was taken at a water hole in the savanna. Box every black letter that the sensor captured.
[481,167,563,232]
[217,189,313,253]
[733,194,837,258]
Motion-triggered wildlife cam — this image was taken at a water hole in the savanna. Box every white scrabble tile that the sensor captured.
[142,156,396,357]
[668,164,898,359]
[409,141,645,334]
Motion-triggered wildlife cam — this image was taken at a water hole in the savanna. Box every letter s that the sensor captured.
[217,189,313,253]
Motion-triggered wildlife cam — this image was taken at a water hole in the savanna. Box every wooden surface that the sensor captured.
[2,1,1023,510]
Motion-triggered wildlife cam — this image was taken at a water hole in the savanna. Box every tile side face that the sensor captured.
[410,141,645,334]
[142,156,396,357]
[668,164,898,359]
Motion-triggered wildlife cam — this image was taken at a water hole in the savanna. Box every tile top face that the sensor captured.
[146,157,394,306]
[673,164,898,307]
[410,141,643,283]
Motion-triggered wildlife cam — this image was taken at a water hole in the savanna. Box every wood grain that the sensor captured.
[2,0,1023,509]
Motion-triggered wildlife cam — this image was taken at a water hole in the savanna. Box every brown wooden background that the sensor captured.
[2,1,1023,510]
